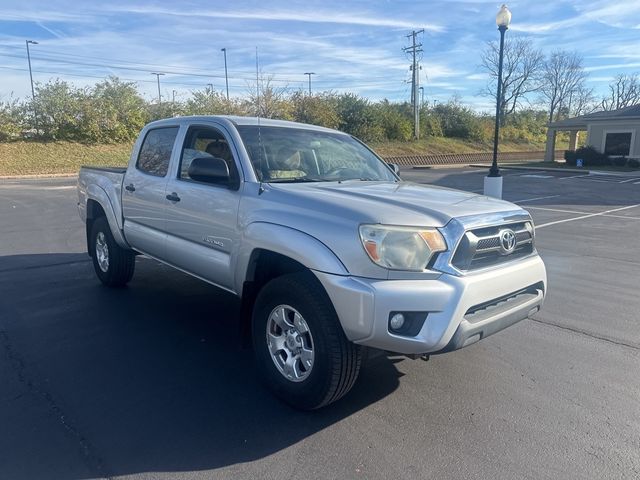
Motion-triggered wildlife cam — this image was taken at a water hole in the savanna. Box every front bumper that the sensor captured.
[313,255,546,355]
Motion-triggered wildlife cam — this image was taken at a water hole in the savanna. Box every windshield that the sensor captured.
[237,125,398,183]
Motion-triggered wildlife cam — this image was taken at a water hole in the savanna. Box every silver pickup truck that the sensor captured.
[78,116,547,409]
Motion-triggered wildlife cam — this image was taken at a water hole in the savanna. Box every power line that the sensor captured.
[0,44,405,83]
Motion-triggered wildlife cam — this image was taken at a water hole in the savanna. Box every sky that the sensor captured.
[0,0,639,111]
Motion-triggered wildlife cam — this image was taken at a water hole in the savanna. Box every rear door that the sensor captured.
[122,126,179,258]
[163,124,242,291]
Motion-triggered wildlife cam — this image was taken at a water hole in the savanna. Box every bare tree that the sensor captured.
[601,73,640,111]
[480,37,544,125]
[539,51,588,122]
[570,85,598,116]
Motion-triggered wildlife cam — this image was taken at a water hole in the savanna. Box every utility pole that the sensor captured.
[207,83,214,95]
[403,29,423,139]
[221,48,229,101]
[150,72,164,104]
[25,40,38,133]
[172,90,177,103]
[304,72,315,95]
[419,86,424,110]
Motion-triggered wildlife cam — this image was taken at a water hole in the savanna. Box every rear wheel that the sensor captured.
[90,216,135,287]
[252,272,362,410]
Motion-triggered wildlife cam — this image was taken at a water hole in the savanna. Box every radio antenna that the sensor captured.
[256,46,264,194]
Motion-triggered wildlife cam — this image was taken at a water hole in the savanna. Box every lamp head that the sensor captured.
[496,4,512,28]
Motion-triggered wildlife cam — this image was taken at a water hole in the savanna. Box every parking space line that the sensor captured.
[524,206,589,215]
[513,195,560,203]
[525,206,640,221]
[559,174,591,180]
[536,204,640,229]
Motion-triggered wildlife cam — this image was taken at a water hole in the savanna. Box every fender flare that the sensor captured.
[86,184,130,249]
[235,222,348,294]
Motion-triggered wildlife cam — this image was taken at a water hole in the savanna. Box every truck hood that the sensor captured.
[266,180,524,227]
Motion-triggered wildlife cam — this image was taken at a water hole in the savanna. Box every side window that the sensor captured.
[178,126,239,187]
[136,127,179,177]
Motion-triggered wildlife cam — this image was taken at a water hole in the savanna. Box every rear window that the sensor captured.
[136,127,179,177]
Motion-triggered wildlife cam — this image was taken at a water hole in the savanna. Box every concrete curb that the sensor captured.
[468,163,640,177]
[0,173,78,180]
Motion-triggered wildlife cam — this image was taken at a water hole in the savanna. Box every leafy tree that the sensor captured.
[290,91,340,128]
[184,87,245,116]
[245,74,292,119]
[0,99,24,140]
[432,98,486,141]
[374,100,412,141]
[334,94,384,142]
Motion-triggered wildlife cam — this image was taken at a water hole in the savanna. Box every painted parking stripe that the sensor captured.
[536,204,640,229]
[525,206,640,221]
[520,174,554,179]
[513,194,560,203]
[559,174,591,180]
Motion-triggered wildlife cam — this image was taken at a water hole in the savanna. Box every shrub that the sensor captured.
[564,150,577,166]
[629,158,640,169]
[572,146,610,167]
[611,156,627,167]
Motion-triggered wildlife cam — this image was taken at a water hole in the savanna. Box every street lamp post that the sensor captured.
[150,72,165,104]
[304,72,315,95]
[221,48,229,101]
[25,40,39,132]
[484,4,511,199]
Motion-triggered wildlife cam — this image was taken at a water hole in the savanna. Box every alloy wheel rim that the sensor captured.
[266,304,314,382]
[95,232,109,273]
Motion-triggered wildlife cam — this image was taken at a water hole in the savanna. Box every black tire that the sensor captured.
[89,216,135,287]
[252,271,361,410]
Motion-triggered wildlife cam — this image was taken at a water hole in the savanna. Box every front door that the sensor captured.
[163,124,242,291]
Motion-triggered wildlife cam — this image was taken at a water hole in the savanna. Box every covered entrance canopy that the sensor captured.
[545,105,640,162]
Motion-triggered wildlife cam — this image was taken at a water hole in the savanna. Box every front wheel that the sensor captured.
[252,272,362,410]
[89,216,135,287]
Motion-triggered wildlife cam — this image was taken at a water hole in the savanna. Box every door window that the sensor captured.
[136,127,179,177]
[178,126,239,188]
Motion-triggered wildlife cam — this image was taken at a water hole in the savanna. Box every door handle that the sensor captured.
[166,192,181,202]
[125,184,136,192]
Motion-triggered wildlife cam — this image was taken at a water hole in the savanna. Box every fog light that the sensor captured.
[389,313,405,330]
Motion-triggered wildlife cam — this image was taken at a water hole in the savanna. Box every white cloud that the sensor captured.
[106,5,445,32]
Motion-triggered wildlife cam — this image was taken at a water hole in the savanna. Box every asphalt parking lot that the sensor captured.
[1,167,639,479]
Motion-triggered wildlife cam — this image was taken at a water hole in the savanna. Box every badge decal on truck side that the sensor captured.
[203,236,226,249]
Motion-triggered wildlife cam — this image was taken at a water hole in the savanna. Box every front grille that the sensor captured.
[451,221,534,271]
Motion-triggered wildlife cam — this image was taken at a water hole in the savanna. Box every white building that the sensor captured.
[545,105,640,162]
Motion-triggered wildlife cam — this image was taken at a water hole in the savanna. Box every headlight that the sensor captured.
[359,224,447,271]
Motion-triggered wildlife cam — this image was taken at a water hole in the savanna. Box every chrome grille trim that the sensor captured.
[432,210,536,277]
[451,221,534,271]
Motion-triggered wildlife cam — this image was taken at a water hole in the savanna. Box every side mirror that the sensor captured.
[387,163,400,175]
[188,157,230,184]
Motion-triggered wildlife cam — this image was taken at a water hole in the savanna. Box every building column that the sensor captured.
[544,129,556,162]
[568,131,579,151]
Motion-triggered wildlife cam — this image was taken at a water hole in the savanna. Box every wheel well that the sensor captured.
[239,249,310,348]
[85,200,106,257]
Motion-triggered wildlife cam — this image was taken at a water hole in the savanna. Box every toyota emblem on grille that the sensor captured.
[499,229,517,254]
